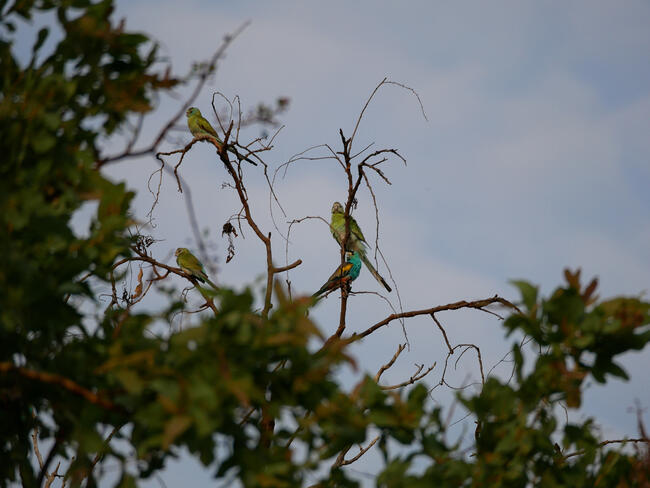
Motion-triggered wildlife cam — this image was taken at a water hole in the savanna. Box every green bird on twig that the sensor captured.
[313,251,362,299]
[175,247,218,290]
[330,202,392,293]
[186,106,257,166]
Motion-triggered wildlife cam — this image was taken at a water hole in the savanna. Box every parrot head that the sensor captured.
[174,247,188,257]
[186,107,201,118]
[331,201,344,214]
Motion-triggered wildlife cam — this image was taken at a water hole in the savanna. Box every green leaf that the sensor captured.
[31,132,57,154]
[510,279,538,311]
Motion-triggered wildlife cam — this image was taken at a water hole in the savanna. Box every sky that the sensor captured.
[13,0,650,485]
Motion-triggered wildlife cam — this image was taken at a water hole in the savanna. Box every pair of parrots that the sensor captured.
[183,107,391,298]
[175,107,243,291]
[313,202,391,298]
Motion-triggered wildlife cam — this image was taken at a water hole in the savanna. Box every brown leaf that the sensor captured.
[131,267,143,300]
[582,277,599,305]
[564,268,581,290]
[162,415,192,450]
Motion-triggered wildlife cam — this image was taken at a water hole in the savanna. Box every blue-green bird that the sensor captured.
[175,247,218,290]
[330,202,392,292]
[313,251,362,298]
[185,107,257,166]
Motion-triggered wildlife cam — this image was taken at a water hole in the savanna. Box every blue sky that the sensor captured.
[12,0,650,485]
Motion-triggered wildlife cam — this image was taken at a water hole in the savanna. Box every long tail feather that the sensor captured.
[231,147,258,166]
[359,252,392,293]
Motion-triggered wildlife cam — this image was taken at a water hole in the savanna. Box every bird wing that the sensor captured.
[348,216,367,244]
[197,116,219,139]
[331,212,367,245]
[182,252,205,274]
[330,212,344,240]
[328,261,353,282]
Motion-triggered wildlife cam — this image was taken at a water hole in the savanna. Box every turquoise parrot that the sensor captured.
[330,201,392,292]
[313,251,362,298]
[175,247,218,290]
[185,107,257,166]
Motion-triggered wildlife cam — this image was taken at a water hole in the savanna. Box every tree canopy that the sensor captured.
[1,1,649,487]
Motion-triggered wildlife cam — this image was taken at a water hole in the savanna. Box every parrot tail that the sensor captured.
[205,278,219,291]
[230,147,258,166]
[359,253,392,293]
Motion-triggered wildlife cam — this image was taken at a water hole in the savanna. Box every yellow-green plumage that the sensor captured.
[175,247,218,290]
[330,201,392,293]
[185,107,257,166]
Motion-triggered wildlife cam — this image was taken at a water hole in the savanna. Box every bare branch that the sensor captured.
[98,22,251,167]
[273,259,302,274]
[0,362,120,411]
[381,362,436,390]
[31,420,44,469]
[563,438,650,460]
[351,296,521,342]
[334,436,380,467]
[349,78,427,150]
[431,313,453,354]
[375,343,406,382]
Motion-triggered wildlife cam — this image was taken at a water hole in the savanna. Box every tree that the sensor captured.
[1,1,649,486]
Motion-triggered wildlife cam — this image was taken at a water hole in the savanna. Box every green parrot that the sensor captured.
[185,107,257,166]
[313,251,362,299]
[330,201,392,293]
[175,247,218,290]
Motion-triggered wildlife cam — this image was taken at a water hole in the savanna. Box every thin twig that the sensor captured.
[334,436,380,467]
[98,22,251,166]
[0,362,119,411]
[375,344,406,382]
[350,296,521,342]
[381,363,436,390]
[432,313,454,354]
[563,438,650,459]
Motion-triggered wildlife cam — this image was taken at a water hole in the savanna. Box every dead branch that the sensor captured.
[273,260,302,274]
[563,438,650,460]
[432,343,485,393]
[375,343,407,382]
[350,296,521,342]
[0,362,120,411]
[381,363,436,390]
[98,22,251,167]
[31,415,63,488]
[432,313,454,354]
[113,245,219,316]
[349,77,427,150]
[333,435,380,467]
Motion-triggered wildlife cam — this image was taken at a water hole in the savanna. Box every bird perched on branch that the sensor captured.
[330,201,392,292]
[313,251,362,299]
[185,107,257,166]
[175,247,218,290]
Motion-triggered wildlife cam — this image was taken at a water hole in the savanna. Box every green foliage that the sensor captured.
[368,274,650,487]
[0,0,176,485]
[1,1,649,487]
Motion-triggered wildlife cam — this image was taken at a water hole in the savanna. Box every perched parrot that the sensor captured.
[313,251,362,298]
[175,247,218,290]
[185,107,257,166]
[330,201,392,292]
